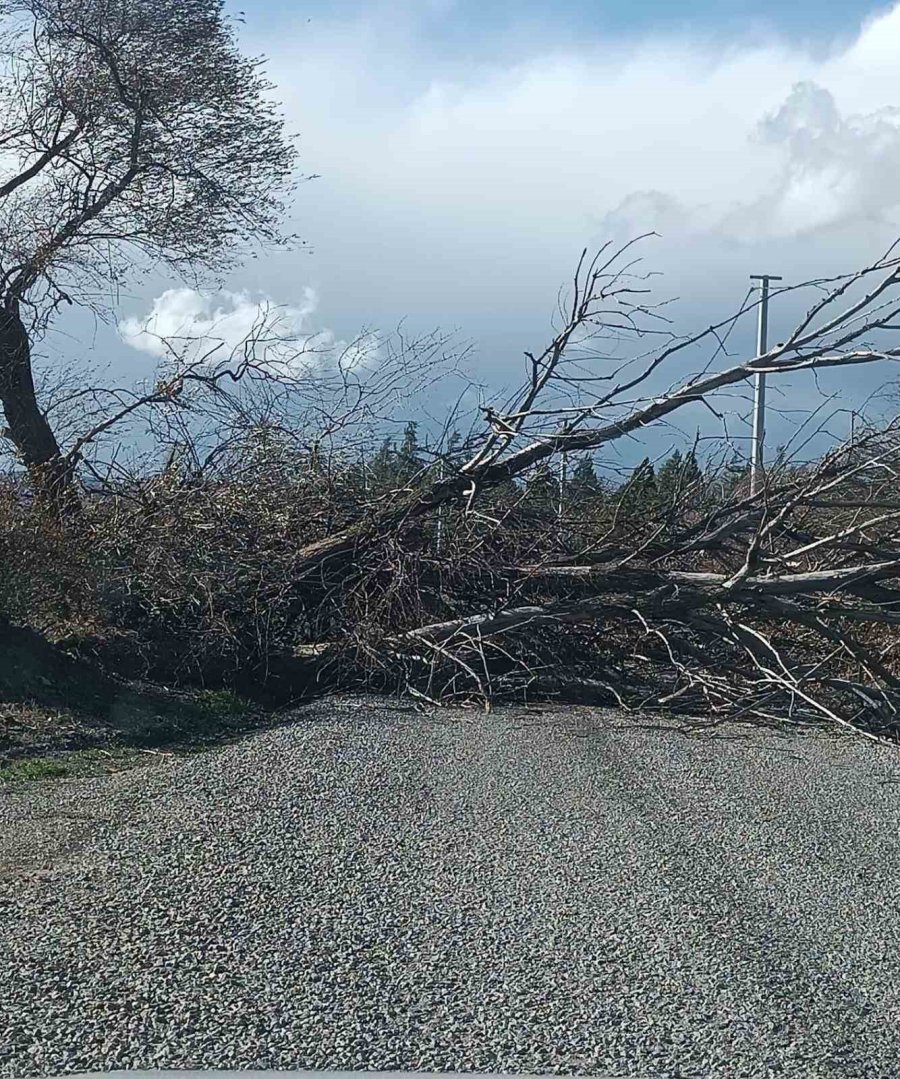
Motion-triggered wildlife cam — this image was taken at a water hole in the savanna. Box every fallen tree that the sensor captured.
[270,240,900,740]
[299,418,900,741]
[4,237,900,743]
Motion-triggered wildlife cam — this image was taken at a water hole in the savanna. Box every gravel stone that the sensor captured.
[1,697,899,1078]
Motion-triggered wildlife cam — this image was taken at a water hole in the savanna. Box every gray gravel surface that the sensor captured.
[1,697,900,1079]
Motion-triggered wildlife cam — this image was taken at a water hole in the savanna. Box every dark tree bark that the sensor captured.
[0,304,75,502]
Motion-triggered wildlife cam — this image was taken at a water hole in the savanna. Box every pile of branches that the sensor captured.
[4,237,900,743]
[275,239,900,741]
[344,429,900,741]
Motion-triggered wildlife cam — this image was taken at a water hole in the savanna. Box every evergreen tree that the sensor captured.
[656,449,703,511]
[683,450,702,488]
[524,462,560,512]
[655,450,683,509]
[368,437,396,490]
[395,421,424,482]
[723,452,751,496]
[618,457,657,519]
[444,430,465,469]
[560,453,607,545]
[362,422,427,494]
[569,454,602,497]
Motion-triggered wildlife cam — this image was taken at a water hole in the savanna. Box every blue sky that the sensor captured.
[62,0,900,463]
[265,0,889,40]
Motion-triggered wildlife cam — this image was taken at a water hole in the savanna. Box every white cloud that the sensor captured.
[118,287,379,375]
[259,4,900,271]
[203,3,900,441]
[599,78,900,244]
[119,286,318,360]
[732,80,900,238]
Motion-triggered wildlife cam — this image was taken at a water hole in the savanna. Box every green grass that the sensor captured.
[0,618,268,783]
[0,694,258,784]
[0,746,149,784]
[0,690,259,783]
[102,685,255,749]
[2,758,72,781]
[191,688,251,717]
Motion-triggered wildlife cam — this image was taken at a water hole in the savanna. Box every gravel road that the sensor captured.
[1,697,899,1079]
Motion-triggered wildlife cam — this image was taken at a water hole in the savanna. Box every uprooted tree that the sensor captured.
[0,0,298,501]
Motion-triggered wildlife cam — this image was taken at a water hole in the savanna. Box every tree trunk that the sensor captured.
[0,304,78,509]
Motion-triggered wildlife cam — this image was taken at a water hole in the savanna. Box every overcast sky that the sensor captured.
[80,0,900,462]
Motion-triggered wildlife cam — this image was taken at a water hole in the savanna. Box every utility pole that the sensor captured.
[749,273,782,495]
[558,449,568,535]
[435,453,445,554]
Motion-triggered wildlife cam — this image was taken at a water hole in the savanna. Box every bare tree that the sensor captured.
[0,0,298,500]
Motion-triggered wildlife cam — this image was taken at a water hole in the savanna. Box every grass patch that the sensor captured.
[103,685,256,749]
[192,688,251,717]
[2,758,71,781]
[0,617,275,781]
[0,746,149,784]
